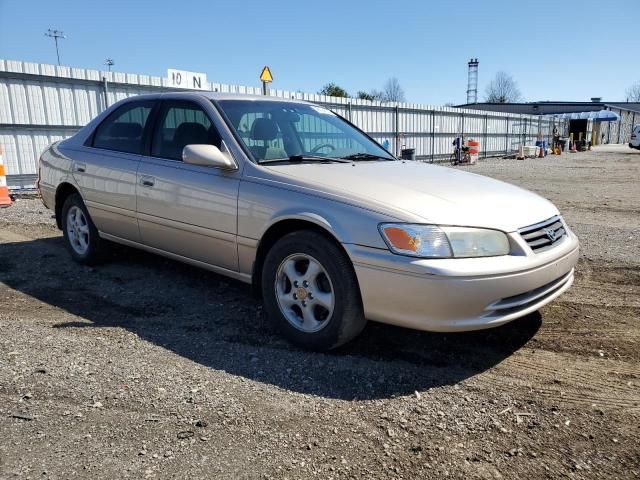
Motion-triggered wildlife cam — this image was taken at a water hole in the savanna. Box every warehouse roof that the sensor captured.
[455,101,640,115]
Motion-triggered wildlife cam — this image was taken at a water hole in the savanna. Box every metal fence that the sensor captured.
[0,59,566,188]
[601,107,637,145]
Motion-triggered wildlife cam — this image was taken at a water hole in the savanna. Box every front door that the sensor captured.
[136,99,240,272]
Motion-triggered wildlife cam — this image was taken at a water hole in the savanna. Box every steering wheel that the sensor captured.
[311,143,336,154]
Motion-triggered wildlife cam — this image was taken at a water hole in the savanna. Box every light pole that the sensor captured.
[45,29,66,66]
[104,58,114,72]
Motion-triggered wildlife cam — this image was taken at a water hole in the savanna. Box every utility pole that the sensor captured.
[45,29,66,65]
[104,58,114,72]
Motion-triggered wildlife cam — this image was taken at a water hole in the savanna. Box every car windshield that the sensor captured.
[215,99,395,163]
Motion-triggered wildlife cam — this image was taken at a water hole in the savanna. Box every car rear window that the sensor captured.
[92,101,154,154]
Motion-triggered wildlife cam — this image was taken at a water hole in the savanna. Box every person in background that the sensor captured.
[452,135,468,162]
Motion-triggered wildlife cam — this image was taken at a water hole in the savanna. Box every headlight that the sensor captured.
[379,224,452,257]
[379,224,510,258]
[441,226,510,257]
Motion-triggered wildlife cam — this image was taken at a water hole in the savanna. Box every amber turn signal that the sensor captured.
[382,227,418,252]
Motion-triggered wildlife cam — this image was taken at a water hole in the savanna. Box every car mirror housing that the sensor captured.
[182,144,237,169]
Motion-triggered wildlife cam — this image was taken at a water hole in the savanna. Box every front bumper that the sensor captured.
[345,232,579,332]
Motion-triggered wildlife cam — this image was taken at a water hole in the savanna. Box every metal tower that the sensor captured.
[466,58,479,104]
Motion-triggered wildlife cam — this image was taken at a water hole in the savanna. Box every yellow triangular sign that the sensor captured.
[260,66,273,83]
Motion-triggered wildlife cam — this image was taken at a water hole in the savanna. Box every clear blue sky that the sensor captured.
[1,0,638,105]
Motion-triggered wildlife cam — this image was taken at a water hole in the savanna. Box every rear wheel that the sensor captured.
[61,193,104,264]
[261,230,366,350]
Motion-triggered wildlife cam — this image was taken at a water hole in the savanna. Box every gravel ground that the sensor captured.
[0,145,638,479]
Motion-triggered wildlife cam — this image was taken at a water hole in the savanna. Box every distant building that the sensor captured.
[456,100,640,145]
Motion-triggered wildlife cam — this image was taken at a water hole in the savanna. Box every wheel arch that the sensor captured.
[54,182,81,229]
[251,216,354,295]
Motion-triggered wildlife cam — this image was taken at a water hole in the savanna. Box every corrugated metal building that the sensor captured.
[1,59,563,189]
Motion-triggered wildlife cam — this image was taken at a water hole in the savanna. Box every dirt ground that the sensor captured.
[0,145,638,479]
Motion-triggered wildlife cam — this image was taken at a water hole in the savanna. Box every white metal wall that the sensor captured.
[602,107,638,144]
[0,59,565,188]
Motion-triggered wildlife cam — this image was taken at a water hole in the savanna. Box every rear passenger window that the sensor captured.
[92,101,154,154]
[151,101,222,161]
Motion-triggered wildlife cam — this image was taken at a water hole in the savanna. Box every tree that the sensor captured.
[626,81,640,102]
[319,82,348,97]
[484,71,522,103]
[356,91,375,100]
[356,90,386,101]
[321,78,407,102]
[382,77,406,103]
[369,89,385,101]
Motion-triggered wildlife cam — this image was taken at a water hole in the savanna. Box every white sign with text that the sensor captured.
[167,69,208,90]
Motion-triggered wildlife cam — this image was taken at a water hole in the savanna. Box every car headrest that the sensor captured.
[174,122,210,147]
[109,122,142,139]
[250,118,278,141]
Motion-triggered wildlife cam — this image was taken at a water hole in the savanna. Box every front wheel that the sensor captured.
[261,230,366,350]
[449,152,458,165]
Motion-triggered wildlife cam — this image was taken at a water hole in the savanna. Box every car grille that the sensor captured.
[518,215,566,253]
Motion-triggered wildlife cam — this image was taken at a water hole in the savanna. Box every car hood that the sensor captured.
[261,161,559,232]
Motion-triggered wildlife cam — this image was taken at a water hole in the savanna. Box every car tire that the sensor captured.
[61,193,104,265]
[261,230,366,351]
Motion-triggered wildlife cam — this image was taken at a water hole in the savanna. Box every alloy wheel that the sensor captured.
[274,253,335,333]
[66,205,90,255]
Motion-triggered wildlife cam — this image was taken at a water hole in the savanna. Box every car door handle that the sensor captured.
[140,176,155,187]
[74,162,86,173]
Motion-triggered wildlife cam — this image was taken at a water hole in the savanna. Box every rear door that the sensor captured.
[74,100,156,242]
[136,99,241,272]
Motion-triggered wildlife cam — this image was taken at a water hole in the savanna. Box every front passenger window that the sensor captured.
[151,102,222,161]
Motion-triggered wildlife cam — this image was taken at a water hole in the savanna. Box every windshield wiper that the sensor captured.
[258,155,350,165]
[340,153,394,161]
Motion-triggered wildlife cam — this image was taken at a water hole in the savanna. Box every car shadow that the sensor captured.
[0,235,541,400]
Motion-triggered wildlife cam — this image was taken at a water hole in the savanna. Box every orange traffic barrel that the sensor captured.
[467,139,480,155]
[0,145,13,208]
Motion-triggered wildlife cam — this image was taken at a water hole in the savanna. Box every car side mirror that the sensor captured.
[182,144,237,169]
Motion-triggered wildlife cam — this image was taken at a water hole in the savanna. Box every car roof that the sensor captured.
[127,91,312,105]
